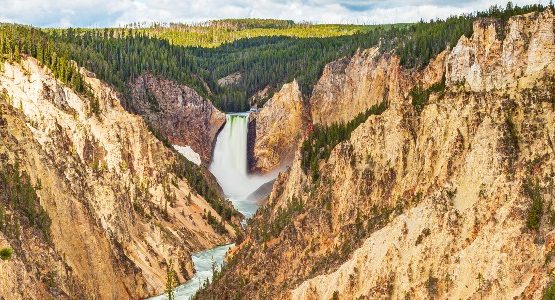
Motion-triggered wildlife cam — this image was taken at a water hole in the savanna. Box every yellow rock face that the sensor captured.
[0,58,238,299]
[292,10,555,300]
[249,80,307,173]
[201,10,555,300]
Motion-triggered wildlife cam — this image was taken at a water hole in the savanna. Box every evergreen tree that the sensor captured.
[165,259,177,300]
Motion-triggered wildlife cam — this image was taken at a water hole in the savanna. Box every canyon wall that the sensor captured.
[310,46,448,127]
[198,10,555,299]
[129,73,225,163]
[0,58,240,299]
[248,80,308,173]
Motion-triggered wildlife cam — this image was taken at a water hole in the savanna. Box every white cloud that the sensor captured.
[0,0,550,27]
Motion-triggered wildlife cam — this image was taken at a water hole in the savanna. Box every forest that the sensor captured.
[0,2,549,112]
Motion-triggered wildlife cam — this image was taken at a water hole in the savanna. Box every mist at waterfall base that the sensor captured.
[209,113,278,218]
[150,113,278,300]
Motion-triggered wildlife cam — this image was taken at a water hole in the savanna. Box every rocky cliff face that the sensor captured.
[248,80,308,173]
[198,10,555,299]
[0,58,239,299]
[446,10,555,92]
[310,45,448,127]
[310,47,391,126]
[129,73,225,163]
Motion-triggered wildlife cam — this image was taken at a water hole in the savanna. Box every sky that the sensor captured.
[0,0,550,27]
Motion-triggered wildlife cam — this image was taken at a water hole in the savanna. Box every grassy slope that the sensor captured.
[46,19,405,48]
[143,23,400,47]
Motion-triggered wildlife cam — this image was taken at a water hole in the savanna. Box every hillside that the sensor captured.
[2,6,542,118]
[0,57,241,299]
[195,8,555,299]
[0,16,476,113]
[138,20,381,48]
[1,5,541,159]
[54,19,381,48]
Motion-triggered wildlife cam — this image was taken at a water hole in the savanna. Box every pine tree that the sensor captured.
[165,259,177,300]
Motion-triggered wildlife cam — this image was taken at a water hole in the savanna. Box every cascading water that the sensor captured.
[209,113,276,218]
[210,114,249,197]
[151,112,277,300]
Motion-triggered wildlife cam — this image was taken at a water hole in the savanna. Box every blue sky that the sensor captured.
[0,0,549,27]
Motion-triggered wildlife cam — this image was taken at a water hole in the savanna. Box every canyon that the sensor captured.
[197,9,555,299]
[0,6,553,300]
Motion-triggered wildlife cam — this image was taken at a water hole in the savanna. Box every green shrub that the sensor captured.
[410,76,445,114]
[145,88,161,112]
[251,197,304,242]
[525,178,543,230]
[545,275,555,300]
[205,211,228,235]
[0,89,9,102]
[0,247,13,260]
[90,96,101,118]
[426,273,439,296]
[506,114,520,153]
[42,270,58,290]
[415,228,431,246]
[410,86,429,113]
[165,259,177,300]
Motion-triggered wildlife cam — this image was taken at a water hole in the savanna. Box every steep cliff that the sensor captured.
[310,46,448,127]
[248,80,308,173]
[197,10,555,299]
[0,58,240,299]
[128,73,225,164]
[310,48,390,126]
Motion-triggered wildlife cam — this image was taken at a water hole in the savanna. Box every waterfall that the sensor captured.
[221,113,249,176]
[209,113,275,218]
[151,113,278,300]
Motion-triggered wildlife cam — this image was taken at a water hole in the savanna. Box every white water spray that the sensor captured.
[209,113,276,218]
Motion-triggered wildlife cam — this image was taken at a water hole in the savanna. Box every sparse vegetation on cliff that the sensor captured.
[525,178,544,230]
[0,25,100,116]
[251,196,304,242]
[0,163,51,242]
[544,276,555,300]
[301,101,388,180]
[204,210,228,235]
[165,259,177,300]
[410,75,446,113]
[173,155,239,222]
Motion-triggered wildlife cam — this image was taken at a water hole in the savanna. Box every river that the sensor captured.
[150,113,277,300]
